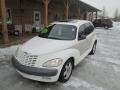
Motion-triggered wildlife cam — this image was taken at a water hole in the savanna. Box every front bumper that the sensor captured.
[12,56,58,77]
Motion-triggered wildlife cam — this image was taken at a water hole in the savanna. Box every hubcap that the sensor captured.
[64,62,72,80]
[93,44,96,53]
[105,26,108,29]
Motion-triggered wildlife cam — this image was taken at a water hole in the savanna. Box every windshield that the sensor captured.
[38,24,77,40]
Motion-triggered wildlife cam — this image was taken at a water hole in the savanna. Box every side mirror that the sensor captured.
[79,35,86,40]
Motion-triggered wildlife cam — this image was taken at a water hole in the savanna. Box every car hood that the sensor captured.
[22,36,76,55]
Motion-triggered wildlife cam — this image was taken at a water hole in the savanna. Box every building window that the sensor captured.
[6,8,12,24]
[0,8,12,24]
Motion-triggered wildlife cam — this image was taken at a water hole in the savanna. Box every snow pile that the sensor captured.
[63,77,104,90]
[113,22,120,30]
[0,45,19,59]
[111,21,120,32]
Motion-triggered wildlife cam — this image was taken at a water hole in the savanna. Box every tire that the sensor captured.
[89,41,97,55]
[59,59,73,83]
[104,25,109,29]
[0,33,3,39]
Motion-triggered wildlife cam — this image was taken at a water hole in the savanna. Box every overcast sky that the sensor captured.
[81,0,120,17]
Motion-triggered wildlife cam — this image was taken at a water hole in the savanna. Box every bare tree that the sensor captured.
[98,13,102,19]
[114,8,119,21]
[101,7,107,19]
[98,7,107,19]
[118,14,120,21]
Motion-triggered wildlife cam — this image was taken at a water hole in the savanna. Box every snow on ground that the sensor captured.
[112,65,120,72]
[0,22,120,90]
[63,77,103,90]
[0,45,19,59]
[0,45,19,56]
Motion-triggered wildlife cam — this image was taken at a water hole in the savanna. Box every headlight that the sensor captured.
[43,58,63,67]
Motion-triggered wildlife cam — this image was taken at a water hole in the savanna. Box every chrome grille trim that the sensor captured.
[21,52,38,67]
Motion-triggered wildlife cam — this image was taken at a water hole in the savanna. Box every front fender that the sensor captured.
[35,48,80,68]
[51,48,80,66]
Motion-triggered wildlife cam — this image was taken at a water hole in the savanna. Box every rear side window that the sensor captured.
[89,23,94,32]
[78,25,86,38]
[84,23,94,36]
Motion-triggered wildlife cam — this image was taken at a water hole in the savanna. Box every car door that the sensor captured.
[77,24,88,56]
[84,23,95,50]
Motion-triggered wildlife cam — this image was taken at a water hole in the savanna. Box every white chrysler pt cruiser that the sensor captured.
[12,20,97,83]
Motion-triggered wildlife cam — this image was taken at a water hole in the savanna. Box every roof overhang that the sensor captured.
[78,0,101,12]
[36,0,100,12]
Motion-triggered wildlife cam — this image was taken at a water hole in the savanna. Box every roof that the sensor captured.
[52,0,100,12]
[37,0,100,12]
[78,0,100,12]
[52,19,91,27]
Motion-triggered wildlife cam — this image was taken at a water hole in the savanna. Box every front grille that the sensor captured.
[21,52,38,67]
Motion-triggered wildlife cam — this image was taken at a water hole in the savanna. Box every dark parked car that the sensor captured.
[93,19,113,29]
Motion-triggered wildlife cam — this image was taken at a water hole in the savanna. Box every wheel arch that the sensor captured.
[67,57,75,69]
[55,48,80,67]
[95,40,97,44]
[58,56,75,82]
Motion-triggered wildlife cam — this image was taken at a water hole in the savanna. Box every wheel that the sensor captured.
[104,25,109,29]
[59,59,73,83]
[89,41,97,55]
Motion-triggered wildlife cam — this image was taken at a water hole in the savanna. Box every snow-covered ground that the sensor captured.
[0,22,120,90]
